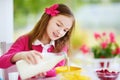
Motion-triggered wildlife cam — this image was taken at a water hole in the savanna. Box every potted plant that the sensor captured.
[91,32,120,68]
[80,32,120,68]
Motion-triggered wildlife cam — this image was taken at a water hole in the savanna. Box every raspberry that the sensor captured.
[96,69,119,80]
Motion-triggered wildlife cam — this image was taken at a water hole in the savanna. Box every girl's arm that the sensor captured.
[0,36,27,68]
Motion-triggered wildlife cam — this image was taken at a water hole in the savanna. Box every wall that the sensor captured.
[0,0,13,43]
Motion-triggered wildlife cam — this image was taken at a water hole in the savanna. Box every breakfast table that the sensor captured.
[4,53,120,80]
[20,57,120,80]
[6,65,120,80]
[30,71,120,80]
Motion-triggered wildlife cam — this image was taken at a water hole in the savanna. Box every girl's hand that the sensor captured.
[35,72,47,78]
[11,50,42,64]
[26,72,47,80]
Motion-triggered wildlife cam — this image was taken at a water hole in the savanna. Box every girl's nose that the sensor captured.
[58,29,64,35]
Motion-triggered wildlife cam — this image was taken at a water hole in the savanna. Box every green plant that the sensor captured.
[92,32,120,58]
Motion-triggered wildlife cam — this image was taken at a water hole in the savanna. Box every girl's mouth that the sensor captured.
[53,32,59,38]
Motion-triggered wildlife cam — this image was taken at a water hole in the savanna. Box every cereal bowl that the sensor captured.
[55,66,81,74]
[55,66,90,80]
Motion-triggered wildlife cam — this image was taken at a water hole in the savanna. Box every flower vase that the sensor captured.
[99,61,110,68]
[94,58,113,69]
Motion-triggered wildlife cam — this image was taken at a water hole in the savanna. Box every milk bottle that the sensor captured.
[16,52,66,80]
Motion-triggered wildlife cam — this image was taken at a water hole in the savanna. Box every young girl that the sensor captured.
[0,3,75,79]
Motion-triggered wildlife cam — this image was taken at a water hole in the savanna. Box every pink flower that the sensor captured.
[109,32,116,43]
[94,32,101,40]
[45,4,60,16]
[115,47,120,54]
[102,32,106,36]
[80,45,90,54]
[101,41,108,49]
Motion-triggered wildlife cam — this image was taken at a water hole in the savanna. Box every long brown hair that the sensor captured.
[27,4,75,54]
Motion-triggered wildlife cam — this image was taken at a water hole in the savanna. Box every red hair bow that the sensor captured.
[45,4,60,16]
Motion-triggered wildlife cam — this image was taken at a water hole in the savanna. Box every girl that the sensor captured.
[0,3,75,79]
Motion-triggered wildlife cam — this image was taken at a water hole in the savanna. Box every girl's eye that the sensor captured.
[56,23,61,27]
[64,29,67,32]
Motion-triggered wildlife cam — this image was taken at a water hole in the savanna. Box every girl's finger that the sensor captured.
[25,56,31,64]
[27,53,36,64]
[39,72,46,77]
[30,52,39,64]
[33,50,43,59]
[43,72,47,75]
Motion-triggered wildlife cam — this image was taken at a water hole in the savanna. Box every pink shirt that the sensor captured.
[0,35,68,78]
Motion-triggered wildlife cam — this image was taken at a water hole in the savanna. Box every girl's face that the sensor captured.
[46,15,73,41]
